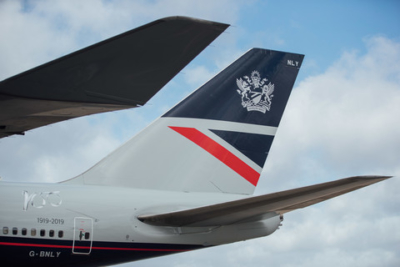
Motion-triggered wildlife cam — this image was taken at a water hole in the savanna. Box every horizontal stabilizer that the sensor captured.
[138,176,391,227]
[0,16,228,138]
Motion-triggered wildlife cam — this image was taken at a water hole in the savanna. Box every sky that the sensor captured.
[0,0,399,266]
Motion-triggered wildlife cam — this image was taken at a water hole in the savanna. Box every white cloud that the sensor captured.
[0,0,241,80]
[0,116,121,182]
[183,65,216,88]
[261,36,400,192]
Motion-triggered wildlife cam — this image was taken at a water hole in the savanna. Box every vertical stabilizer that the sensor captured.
[68,49,304,195]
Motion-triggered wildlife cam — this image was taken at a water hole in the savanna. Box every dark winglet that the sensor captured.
[0,17,229,138]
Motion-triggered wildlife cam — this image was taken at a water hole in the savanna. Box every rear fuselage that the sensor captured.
[0,182,280,266]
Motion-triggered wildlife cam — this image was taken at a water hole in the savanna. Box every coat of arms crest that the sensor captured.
[236,70,274,113]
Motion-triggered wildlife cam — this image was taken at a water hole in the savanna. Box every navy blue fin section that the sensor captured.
[210,130,274,167]
[163,48,304,127]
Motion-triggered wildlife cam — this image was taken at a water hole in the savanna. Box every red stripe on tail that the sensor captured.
[169,126,260,186]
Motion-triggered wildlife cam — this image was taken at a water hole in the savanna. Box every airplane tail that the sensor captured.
[66,48,304,195]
